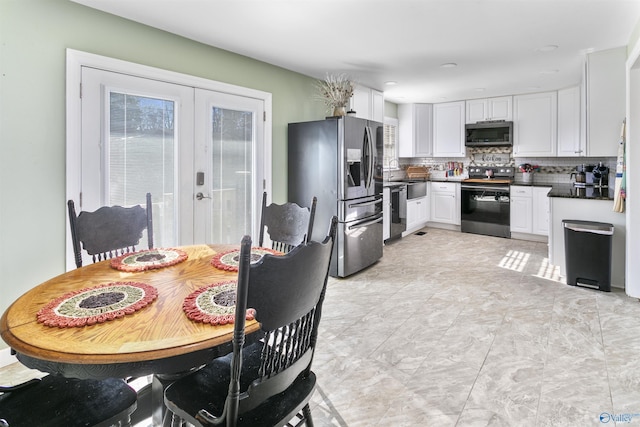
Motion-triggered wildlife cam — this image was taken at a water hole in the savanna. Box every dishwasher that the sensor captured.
[388,184,407,241]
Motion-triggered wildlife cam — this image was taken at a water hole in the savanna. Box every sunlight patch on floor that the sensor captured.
[533,257,564,282]
[498,250,530,272]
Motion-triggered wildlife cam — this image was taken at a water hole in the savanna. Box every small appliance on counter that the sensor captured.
[571,163,609,189]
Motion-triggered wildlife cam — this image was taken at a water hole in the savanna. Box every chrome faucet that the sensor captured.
[386,159,399,181]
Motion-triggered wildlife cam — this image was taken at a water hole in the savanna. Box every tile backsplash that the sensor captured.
[390,153,616,185]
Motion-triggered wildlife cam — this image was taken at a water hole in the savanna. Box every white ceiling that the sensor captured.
[72,0,640,104]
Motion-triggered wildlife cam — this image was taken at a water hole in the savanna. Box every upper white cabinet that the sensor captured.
[556,86,583,157]
[433,101,466,157]
[585,47,626,157]
[398,103,433,158]
[513,91,557,157]
[465,96,512,123]
[350,85,384,123]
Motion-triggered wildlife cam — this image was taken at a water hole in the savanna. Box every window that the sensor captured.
[383,117,399,169]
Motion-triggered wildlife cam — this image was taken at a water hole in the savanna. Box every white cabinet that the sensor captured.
[532,187,551,236]
[585,47,626,157]
[513,91,557,157]
[466,96,512,123]
[350,85,384,123]
[398,103,433,157]
[430,182,460,225]
[510,186,533,233]
[510,185,551,236]
[433,101,466,157]
[383,187,390,241]
[371,89,384,123]
[556,86,583,156]
[406,196,429,232]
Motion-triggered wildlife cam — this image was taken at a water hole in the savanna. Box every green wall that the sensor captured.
[0,0,327,336]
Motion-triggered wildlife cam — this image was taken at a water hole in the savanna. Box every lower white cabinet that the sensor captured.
[532,187,551,235]
[430,182,460,225]
[510,186,533,233]
[406,196,428,232]
[383,187,390,241]
[510,186,551,236]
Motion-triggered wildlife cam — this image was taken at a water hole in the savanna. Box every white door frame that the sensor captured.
[66,49,272,270]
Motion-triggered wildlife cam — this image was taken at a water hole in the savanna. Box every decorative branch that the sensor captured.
[314,73,355,113]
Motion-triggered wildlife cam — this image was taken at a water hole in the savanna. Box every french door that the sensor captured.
[70,59,267,269]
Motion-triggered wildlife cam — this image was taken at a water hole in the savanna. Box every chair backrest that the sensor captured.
[258,191,317,253]
[68,193,154,268]
[223,216,337,422]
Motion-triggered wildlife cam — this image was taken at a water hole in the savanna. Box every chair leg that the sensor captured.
[302,404,314,427]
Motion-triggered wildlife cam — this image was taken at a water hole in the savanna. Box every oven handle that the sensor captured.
[348,213,384,230]
[461,184,510,192]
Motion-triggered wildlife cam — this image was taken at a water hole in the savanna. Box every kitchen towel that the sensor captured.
[613,119,626,213]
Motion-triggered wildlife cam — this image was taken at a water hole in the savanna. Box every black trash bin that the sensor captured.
[563,220,614,292]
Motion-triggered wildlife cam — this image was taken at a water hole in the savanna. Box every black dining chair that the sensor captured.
[68,193,154,268]
[164,217,338,427]
[0,375,138,427]
[258,191,317,253]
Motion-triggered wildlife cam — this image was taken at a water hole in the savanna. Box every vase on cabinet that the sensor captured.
[333,106,347,117]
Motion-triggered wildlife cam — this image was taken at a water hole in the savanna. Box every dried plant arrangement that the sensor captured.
[314,73,355,115]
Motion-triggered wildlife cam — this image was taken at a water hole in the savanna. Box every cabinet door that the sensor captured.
[430,183,457,224]
[406,197,428,231]
[532,187,551,236]
[488,96,512,121]
[383,187,390,241]
[406,199,419,230]
[433,101,465,157]
[398,104,432,157]
[557,86,583,157]
[350,85,371,120]
[371,89,384,123]
[513,92,557,157]
[466,99,486,123]
[586,47,625,157]
[510,196,532,233]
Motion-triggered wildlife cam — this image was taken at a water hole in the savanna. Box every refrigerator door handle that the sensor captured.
[364,126,374,189]
[348,196,383,208]
[348,213,384,230]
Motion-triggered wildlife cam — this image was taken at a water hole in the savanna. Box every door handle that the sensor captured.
[196,192,211,200]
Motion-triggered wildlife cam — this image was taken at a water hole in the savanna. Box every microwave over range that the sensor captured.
[465,120,513,147]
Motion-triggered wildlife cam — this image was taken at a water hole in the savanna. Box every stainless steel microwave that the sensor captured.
[465,121,513,146]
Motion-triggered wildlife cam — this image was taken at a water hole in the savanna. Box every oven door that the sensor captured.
[461,183,511,238]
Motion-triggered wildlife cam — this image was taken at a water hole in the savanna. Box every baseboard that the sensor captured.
[0,347,17,368]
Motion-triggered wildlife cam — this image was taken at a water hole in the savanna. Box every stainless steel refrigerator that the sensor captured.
[288,116,383,278]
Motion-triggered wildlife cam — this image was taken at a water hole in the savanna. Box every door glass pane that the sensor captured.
[210,107,253,243]
[109,92,176,247]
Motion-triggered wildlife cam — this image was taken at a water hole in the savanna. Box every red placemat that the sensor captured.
[183,281,255,325]
[210,247,282,272]
[111,248,188,272]
[36,282,158,328]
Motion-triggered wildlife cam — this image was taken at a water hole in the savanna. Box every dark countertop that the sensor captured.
[547,183,615,200]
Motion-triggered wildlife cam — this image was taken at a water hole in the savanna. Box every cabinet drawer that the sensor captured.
[510,186,532,197]
[431,182,456,193]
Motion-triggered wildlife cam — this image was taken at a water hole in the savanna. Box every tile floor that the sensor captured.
[2,227,640,426]
[310,227,640,426]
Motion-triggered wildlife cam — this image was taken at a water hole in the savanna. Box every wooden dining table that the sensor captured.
[0,244,261,425]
